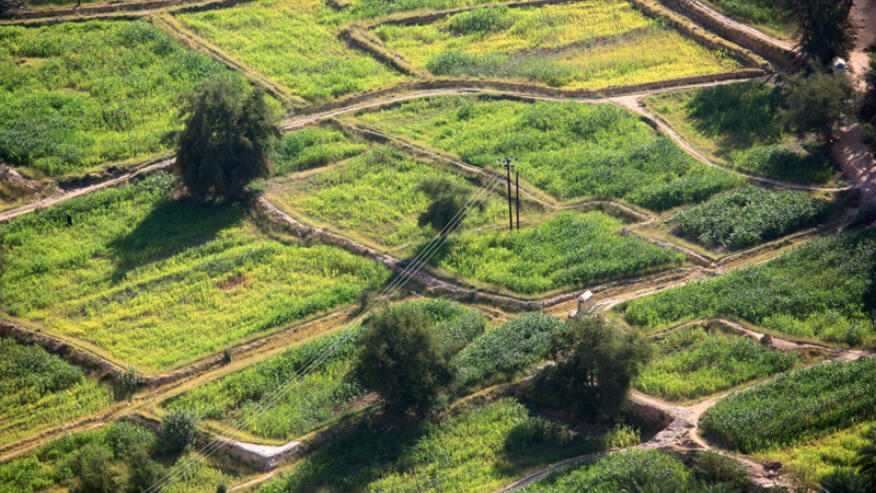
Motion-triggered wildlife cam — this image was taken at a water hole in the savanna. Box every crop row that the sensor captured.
[699,357,876,453]
[617,231,876,346]
[671,186,828,251]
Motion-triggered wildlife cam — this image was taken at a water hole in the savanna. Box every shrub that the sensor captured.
[116,366,144,399]
[72,444,121,493]
[447,6,515,35]
[159,410,199,454]
[691,451,749,491]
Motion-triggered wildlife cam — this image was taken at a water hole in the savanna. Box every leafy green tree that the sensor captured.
[787,0,856,64]
[860,57,876,126]
[352,303,454,417]
[535,315,652,421]
[72,444,122,493]
[174,78,279,201]
[159,409,199,454]
[417,177,485,232]
[782,70,855,144]
[125,446,164,493]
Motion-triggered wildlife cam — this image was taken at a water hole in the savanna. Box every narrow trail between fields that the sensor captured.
[681,0,795,51]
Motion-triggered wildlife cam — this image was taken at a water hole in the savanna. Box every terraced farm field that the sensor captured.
[375,1,744,89]
[1,0,874,491]
[175,0,409,103]
[641,81,839,185]
[0,20,249,177]
[617,231,876,347]
[0,173,388,371]
[350,96,742,209]
[428,210,685,295]
[0,338,112,448]
[266,132,512,250]
[633,325,799,402]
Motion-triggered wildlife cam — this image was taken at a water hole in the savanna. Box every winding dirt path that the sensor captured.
[682,0,795,51]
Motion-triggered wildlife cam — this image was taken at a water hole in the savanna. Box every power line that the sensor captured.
[143,174,504,493]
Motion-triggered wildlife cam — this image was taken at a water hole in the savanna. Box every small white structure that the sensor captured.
[833,57,848,73]
[569,291,595,319]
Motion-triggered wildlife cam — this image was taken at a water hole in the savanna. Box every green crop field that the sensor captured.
[699,358,876,454]
[0,173,389,372]
[519,449,692,493]
[429,211,685,295]
[759,420,876,482]
[267,142,509,249]
[454,311,565,388]
[175,0,409,104]
[670,187,829,250]
[0,338,113,448]
[351,96,741,209]
[0,20,249,178]
[633,325,798,402]
[165,298,487,441]
[375,1,743,89]
[269,125,368,175]
[0,421,228,493]
[617,232,876,347]
[258,397,639,493]
[641,82,838,185]
[701,0,798,40]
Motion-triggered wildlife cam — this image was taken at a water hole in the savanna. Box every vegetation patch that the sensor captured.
[269,125,367,175]
[0,337,113,448]
[700,358,876,453]
[702,0,798,40]
[374,1,742,89]
[454,311,566,388]
[258,397,638,493]
[429,211,685,295]
[759,421,876,483]
[0,421,227,493]
[0,173,389,371]
[352,96,741,209]
[268,144,508,249]
[670,186,829,250]
[0,21,248,177]
[641,81,838,185]
[519,449,691,492]
[633,325,798,402]
[617,232,876,346]
[175,0,408,103]
[166,298,487,440]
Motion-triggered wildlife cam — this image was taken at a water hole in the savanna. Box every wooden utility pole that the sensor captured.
[515,169,520,230]
[501,157,517,231]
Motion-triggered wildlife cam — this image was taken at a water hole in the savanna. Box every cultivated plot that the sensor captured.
[617,231,876,347]
[641,81,840,186]
[0,173,389,372]
[350,96,742,210]
[427,211,686,296]
[633,325,799,402]
[0,337,113,448]
[266,129,513,250]
[373,1,744,89]
[174,0,409,104]
[0,21,248,178]
[701,0,798,40]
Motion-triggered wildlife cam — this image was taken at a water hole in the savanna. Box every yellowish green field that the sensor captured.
[267,140,511,250]
[0,174,389,372]
[758,421,876,484]
[374,1,743,89]
[175,0,409,103]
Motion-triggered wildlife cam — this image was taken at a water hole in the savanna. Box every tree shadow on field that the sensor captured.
[107,198,247,283]
[687,81,784,150]
[277,416,429,492]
